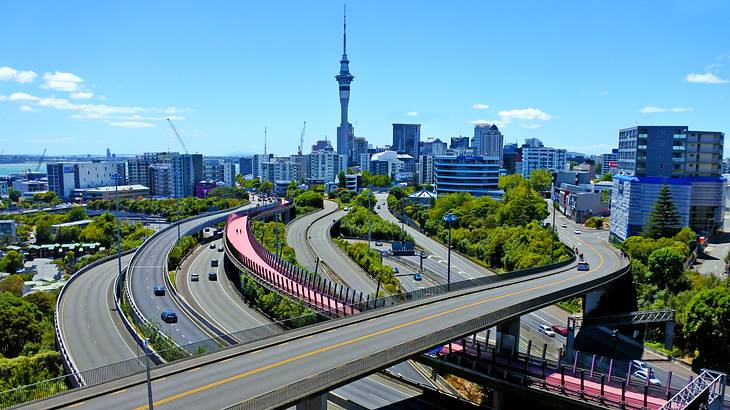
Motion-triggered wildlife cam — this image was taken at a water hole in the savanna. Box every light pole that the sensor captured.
[443,212,457,291]
[367,191,372,251]
[112,172,123,286]
[274,209,279,258]
[143,338,154,409]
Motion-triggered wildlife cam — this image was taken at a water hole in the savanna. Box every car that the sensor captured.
[153,285,166,296]
[631,360,651,372]
[191,273,199,282]
[208,272,218,281]
[414,272,422,281]
[632,369,661,386]
[538,324,556,337]
[577,261,590,271]
[376,205,381,209]
[375,241,383,247]
[217,246,224,252]
[561,223,567,228]
[209,243,216,249]
[391,267,399,274]
[551,325,568,336]
[211,259,219,267]
[160,311,178,323]
[574,229,581,234]
[343,207,349,212]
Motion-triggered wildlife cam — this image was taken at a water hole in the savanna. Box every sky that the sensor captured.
[1,0,729,157]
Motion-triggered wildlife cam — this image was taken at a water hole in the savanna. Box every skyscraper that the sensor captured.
[335,6,354,169]
[392,123,421,160]
[472,124,504,163]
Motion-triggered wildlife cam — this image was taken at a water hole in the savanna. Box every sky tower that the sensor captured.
[335,5,354,169]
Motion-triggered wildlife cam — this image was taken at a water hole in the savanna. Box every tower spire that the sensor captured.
[343,4,347,57]
[264,126,268,156]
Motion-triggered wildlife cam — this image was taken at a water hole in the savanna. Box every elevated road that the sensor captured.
[58,254,140,371]
[43,230,626,409]
[285,202,338,273]
[128,201,258,346]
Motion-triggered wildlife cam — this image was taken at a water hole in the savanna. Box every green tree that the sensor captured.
[35,220,53,244]
[32,191,58,204]
[0,275,24,295]
[8,188,21,202]
[647,247,687,291]
[683,287,730,371]
[1,251,24,274]
[65,206,88,222]
[599,172,613,182]
[79,223,104,243]
[497,184,548,226]
[337,171,346,189]
[498,174,526,191]
[235,173,245,187]
[529,169,553,192]
[0,292,44,357]
[644,185,681,239]
[259,180,273,196]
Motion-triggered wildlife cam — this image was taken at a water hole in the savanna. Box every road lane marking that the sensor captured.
[132,252,611,410]
[111,389,128,395]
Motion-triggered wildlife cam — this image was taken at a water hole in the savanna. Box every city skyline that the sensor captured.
[1,1,729,156]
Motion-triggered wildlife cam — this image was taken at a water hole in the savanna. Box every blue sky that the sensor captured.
[1,1,729,157]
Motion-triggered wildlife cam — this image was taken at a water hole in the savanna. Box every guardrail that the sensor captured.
[54,248,137,387]
[224,262,631,410]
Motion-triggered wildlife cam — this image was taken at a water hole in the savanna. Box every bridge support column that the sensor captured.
[583,288,606,316]
[664,319,675,350]
[295,393,327,410]
[496,318,520,355]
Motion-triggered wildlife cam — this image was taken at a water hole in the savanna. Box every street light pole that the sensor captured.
[143,338,154,410]
[113,173,122,285]
[274,209,279,258]
[443,212,457,291]
[368,191,372,251]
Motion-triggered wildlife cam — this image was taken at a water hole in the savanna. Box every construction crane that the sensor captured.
[166,118,189,154]
[35,148,46,172]
[298,121,306,155]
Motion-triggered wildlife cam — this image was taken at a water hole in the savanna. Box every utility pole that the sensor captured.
[367,191,372,251]
[551,197,557,263]
[274,208,279,258]
[112,171,123,290]
[144,338,154,409]
[443,213,457,291]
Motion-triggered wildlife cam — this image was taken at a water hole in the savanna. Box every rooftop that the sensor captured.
[77,184,149,193]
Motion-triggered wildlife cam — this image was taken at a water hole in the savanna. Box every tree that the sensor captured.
[644,185,681,238]
[683,287,730,371]
[337,171,347,189]
[79,223,104,243]
[497,184,548,226]
[599,172,613,182]
[0,274,24,295]
[32,191,58,204]
[65,206,88,222]
[1,251,24,274]
[529,169,553,192]
[647,247,687,291]
[286,180,298,198]
[235,173,245,187]
[35,220,53,244]
[498,174,526,191]
[8,188,21,202]
[0,292,44,357]
[259,180,273,196]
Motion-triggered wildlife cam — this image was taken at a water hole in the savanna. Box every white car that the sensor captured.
[632,369,661,386]
[561,223,567,228]
[574,229,581,234]
[343,207,349,212]
[538,324,556,337]
[631,360,650,372]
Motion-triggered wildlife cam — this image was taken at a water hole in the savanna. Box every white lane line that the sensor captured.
[187,245,233,334]
[104,263,138,358]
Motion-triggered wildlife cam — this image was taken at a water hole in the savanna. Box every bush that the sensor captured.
[335,239,400,295]
[339,206,412,241]
[239,274,317,327]
[585,217,605,229]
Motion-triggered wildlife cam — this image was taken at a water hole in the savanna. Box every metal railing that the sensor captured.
[661,369,727,410]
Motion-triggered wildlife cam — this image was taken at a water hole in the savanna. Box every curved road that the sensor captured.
[128,200,258,347]
[176,238,269,334]
[58,254,141,371]
[285,202,338,273]
[51,227,626,409]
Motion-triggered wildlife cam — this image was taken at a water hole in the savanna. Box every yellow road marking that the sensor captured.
[66,401,85,408]
[186,367,200,373]
[132,254,611,410]
[111,389,128,395]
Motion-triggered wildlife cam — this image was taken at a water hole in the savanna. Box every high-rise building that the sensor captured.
[312,139,334,152]
[520,144,567,178]
[261,158,300,183]
[352,136,369,166]
[171,153,202,198]
[149,164,173,197]
[359,153,371,173]
[47,161,126,199]
[597,148,619,175]
[392,123,421,160]
[290,154,310,182]
[502,143,521,174]
[418,154,435,185]
[335,8,354,170]
[203,159,236,186]
[450,136,470,150]
[252,154,273,178]
[421,137,447,156]
[523,138,544,148]
[611,126,725,241]
[434,155,501,198]
[309,151,345,184]
[238,156,253,177]
[471,124,504,163]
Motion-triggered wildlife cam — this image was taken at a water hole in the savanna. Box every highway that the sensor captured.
[285,202,338,273]
[127,201,257,347]
[176,238,269,334]
[58,254,141,371]
[50,227,625,409]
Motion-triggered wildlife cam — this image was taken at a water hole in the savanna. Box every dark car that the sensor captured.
[209,243,216,249]
[391,267,399,274]
[551,325,568,336]
[161,311,178,323]
[211,259,219,267]
[414,272,422,281]
[191,273,199,282]
[153,285,166,296]
[217,246,224,252]
[577,261,590,271]
[208,272,218,281]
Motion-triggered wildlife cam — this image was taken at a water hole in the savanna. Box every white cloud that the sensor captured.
[498,108,552,121]
[0,66,37,83]
[20,105,36,112]
[472,103,489,109]
[685,72,728,84]
[406,111,419,117]
[640,106,694,113]
[42,71,84,91]
[522,124,542,129]
[0,95,6,101]
[70,91,94,100]
[108,121,156,128]
[8,92,40,102]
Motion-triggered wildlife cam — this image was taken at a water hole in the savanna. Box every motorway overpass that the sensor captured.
[33,215,627,409]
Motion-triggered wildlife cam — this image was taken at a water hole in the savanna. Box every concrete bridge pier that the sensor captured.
[582,288,605,316]
[495,318,520,356]
[295,393,327,410]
